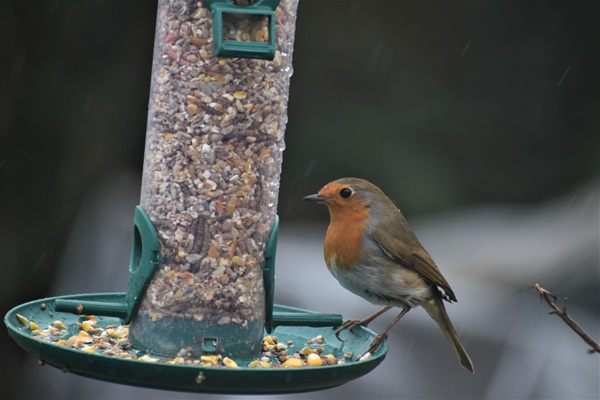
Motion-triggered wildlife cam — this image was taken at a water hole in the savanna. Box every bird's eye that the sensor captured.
[339,188,352,199]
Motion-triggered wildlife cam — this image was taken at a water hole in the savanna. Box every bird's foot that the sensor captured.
[357,332,387,360]
[334,319,366,341]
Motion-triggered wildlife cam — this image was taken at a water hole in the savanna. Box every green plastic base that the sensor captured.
[5,293,388,394]
[129,313,265,359]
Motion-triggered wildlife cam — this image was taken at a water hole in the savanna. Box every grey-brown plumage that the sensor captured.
[304,177,474,372]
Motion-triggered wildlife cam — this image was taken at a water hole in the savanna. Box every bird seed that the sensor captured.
[136,0,299,329]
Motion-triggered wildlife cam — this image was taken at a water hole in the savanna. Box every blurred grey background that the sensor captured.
[1,0,599,399]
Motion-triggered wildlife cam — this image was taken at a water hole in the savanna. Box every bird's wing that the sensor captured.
[371,221,457,302]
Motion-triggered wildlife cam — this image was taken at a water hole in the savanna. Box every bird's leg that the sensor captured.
[335,306,393,340]
[359,306,412,359]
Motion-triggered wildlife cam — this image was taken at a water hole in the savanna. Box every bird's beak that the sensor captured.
[302,193,326,202]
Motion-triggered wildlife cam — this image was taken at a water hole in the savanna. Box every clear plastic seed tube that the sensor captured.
[129,0,299,358]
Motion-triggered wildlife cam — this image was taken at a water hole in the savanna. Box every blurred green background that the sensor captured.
[1,1,598,398]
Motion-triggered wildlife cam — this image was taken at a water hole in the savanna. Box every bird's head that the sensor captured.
[303,177,392,221]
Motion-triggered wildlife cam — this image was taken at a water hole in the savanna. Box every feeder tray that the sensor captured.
[5,294,386,394]
[5,208,388,394]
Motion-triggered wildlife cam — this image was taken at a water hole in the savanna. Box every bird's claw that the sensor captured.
[334,319,365,341]
[357,332,387,360]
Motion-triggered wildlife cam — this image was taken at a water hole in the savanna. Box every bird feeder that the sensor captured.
[5,0,388,393]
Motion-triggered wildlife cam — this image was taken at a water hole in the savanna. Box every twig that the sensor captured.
[534,283,600,354]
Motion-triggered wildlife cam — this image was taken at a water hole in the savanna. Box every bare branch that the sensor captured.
[534,283,600,354]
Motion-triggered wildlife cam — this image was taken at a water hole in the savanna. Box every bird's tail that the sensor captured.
[421,295,475,373]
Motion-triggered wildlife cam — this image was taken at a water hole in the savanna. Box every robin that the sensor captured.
[303,177,474,372]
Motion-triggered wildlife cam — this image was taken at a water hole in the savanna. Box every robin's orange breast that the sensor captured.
[323,200,370,271]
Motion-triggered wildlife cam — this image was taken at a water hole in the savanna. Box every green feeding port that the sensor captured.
[52,206,160,324]
[205,0,279,60]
